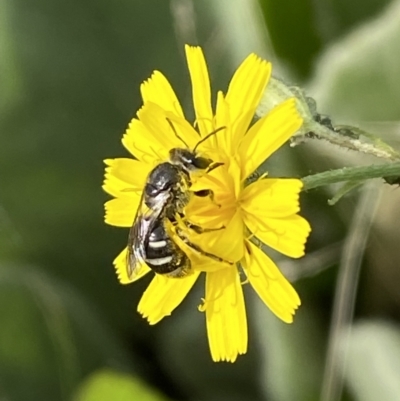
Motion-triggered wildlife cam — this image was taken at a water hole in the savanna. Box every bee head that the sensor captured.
[169,148,212,171]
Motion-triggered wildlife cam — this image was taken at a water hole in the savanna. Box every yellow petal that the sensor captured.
[212,91,231,153]
[186,164,237,228]
[244,212,311,258]
[229,108,258,156]
[138,272,200,324]
[199,210,245,263]
[217,210,246,262]
[161,218,233,274]
[113,247,151,284]
[244,242,300,323]
[140,70,184,118]
[162,112,202,150]
[189,160,235,203]
[241,178,303,218]
[202,268,247,362]
[239,98,303,179]
[225,54,271,140]
[122,117,166,163]
[103,158,151,197]
[138,102,199,154]
[104,196,140,227]
[103,172,137,199]
[185,45,213,137]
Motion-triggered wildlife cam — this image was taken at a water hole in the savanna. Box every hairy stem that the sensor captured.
[301,162,400,191]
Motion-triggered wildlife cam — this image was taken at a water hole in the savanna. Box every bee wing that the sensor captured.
[126,218,147,280]
[126,194,167,280]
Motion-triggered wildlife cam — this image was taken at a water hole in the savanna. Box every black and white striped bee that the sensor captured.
[126,124,230,280]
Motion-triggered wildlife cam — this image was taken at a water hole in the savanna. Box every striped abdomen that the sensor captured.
[144,220,190,277]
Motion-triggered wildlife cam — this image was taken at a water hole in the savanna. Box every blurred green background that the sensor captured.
[1,0,400,400]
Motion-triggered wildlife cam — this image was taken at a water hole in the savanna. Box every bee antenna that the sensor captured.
[193,126,226,153]
[166,118,189,148]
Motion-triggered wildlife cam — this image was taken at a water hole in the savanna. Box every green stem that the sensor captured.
[258,78,400,161]
[300,121,400,161]
[301,162,400,191]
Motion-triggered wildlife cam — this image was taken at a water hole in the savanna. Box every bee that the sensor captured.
[126,122,229,279]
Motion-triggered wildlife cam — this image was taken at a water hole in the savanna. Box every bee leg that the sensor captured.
[176,229,233,265]
[193,189,221,207]
[206,161,224,174]
[175,212,224,234]
[194,189,213,198]
[184,220,225,234]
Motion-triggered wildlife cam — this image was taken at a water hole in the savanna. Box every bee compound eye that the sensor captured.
[193,156,212,170]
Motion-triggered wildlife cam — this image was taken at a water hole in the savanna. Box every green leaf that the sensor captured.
[327,181,363,205]
[73,370,169,401]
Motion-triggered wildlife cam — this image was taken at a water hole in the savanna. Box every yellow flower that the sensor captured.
[103,45,311,362]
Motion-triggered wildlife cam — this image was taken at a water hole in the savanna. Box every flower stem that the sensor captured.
[301,121,400,161]
[301,162,400,191]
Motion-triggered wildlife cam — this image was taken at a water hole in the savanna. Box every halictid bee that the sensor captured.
[126,121,230,279]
